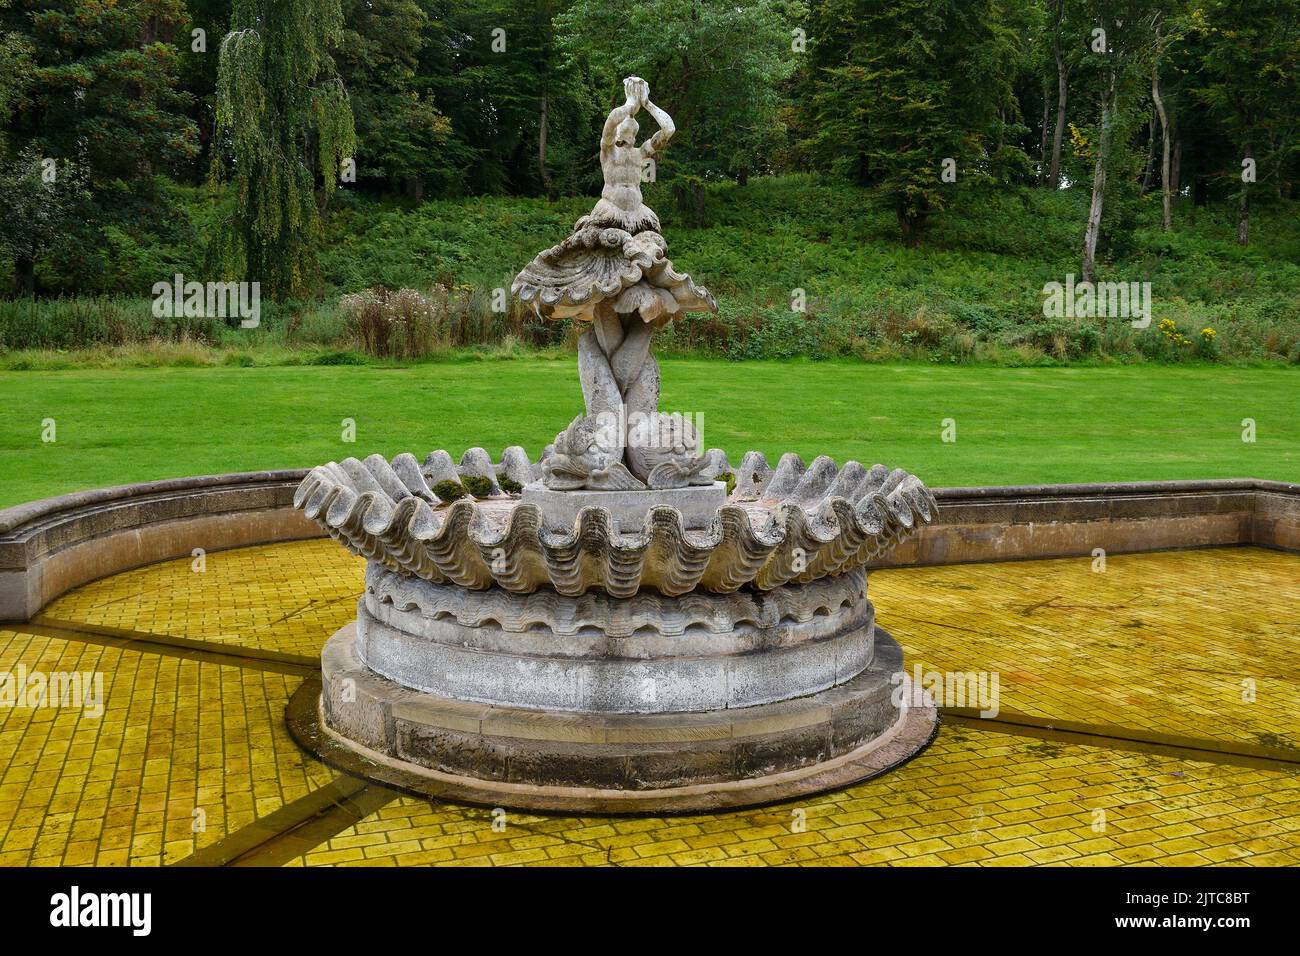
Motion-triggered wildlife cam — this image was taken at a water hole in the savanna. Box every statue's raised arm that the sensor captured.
[639,99,675,159]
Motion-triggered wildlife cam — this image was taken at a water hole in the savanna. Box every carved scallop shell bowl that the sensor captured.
[292,446,938,598]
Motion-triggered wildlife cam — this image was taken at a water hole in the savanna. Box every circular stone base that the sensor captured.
[358,566,875,714]
[287,625,937,814]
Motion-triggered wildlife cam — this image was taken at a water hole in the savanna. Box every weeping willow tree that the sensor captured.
[213,0,356,297]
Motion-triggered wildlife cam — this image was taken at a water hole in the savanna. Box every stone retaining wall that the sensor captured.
[1,473,1295,622]
[0,472,317,621]
[876,479,1300,568]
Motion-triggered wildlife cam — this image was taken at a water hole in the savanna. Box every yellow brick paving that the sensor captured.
[43,539,365,659]
[292,725,1300,868]
[8,541,1300,867]
[0,627,336,867]
[871,547,1300,750]
[45,541,1299,749]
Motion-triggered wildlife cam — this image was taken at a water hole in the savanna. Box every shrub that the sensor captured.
[307,350,367,366]
[340,287,447,360]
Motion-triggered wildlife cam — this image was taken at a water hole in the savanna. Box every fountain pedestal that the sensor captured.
[287,448,940,812]
[297,575,933,813]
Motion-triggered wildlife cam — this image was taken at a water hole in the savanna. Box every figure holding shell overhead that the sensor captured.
[513,77,718,491]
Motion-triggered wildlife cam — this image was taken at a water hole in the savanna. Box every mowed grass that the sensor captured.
[0,360,1295,507]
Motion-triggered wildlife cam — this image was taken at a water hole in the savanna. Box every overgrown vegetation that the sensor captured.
[4,1,1298,290]
[1,177,1296,368]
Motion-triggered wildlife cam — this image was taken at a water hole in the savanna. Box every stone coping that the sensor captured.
[0,470,317,621]
[877,476,1299,568]
[1,472,1296,621]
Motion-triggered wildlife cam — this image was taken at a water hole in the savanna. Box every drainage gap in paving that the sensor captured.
[171,777,402,868]
[20,615,320,676]
[943,708,1300,772]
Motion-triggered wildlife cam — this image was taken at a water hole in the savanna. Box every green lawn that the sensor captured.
[0,360,1295,508]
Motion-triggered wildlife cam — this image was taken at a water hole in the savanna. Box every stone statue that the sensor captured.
[295,77,940,813]
[541,414,643,491]
[513,76,717,491]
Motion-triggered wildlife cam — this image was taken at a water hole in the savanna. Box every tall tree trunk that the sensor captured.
[1048,57,1069,187]
[1141,110,1156,193]
[538,89,554,198]
[1082,71,1116,283]
[1039,87,1051,184]
[1171,139,1182,196]
[1238,144,1252,246]
[1151,59,1172,230]
[1047,0,1069,188]
[15,255,35,296]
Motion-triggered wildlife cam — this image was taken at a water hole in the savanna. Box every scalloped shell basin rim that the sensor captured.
[293,447,938,597]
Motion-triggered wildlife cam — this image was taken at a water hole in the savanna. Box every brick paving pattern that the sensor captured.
[2,542,1296,867]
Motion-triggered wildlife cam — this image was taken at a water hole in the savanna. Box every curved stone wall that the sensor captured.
[0,471,315,621]
[3,473,1296,622]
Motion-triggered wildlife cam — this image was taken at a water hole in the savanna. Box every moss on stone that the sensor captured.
[432,479,467,503]
[461,474,494,499]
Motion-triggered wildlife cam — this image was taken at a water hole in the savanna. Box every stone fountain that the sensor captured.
[288,78,939,812]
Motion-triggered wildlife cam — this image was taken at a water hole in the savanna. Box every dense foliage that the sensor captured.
[0,0,1297,364]
[2,176,1297,367]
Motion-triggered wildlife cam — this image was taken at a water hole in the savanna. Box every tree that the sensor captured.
[1191,0,1300,245]
[807,0,1027,246]
[212,0,356,296]
[1150,11,1175,229]
[176,0,236,180]
[558,0,802,191]
[1077,2,1158,281]
[0,0,197,291]
[0,0,32,134]
[1044,0,1089,188]
[336,0,459,200]
[0,149,91,295]
[3,0,197,180]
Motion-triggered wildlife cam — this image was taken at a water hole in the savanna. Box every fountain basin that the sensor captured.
[293,447,937,596]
